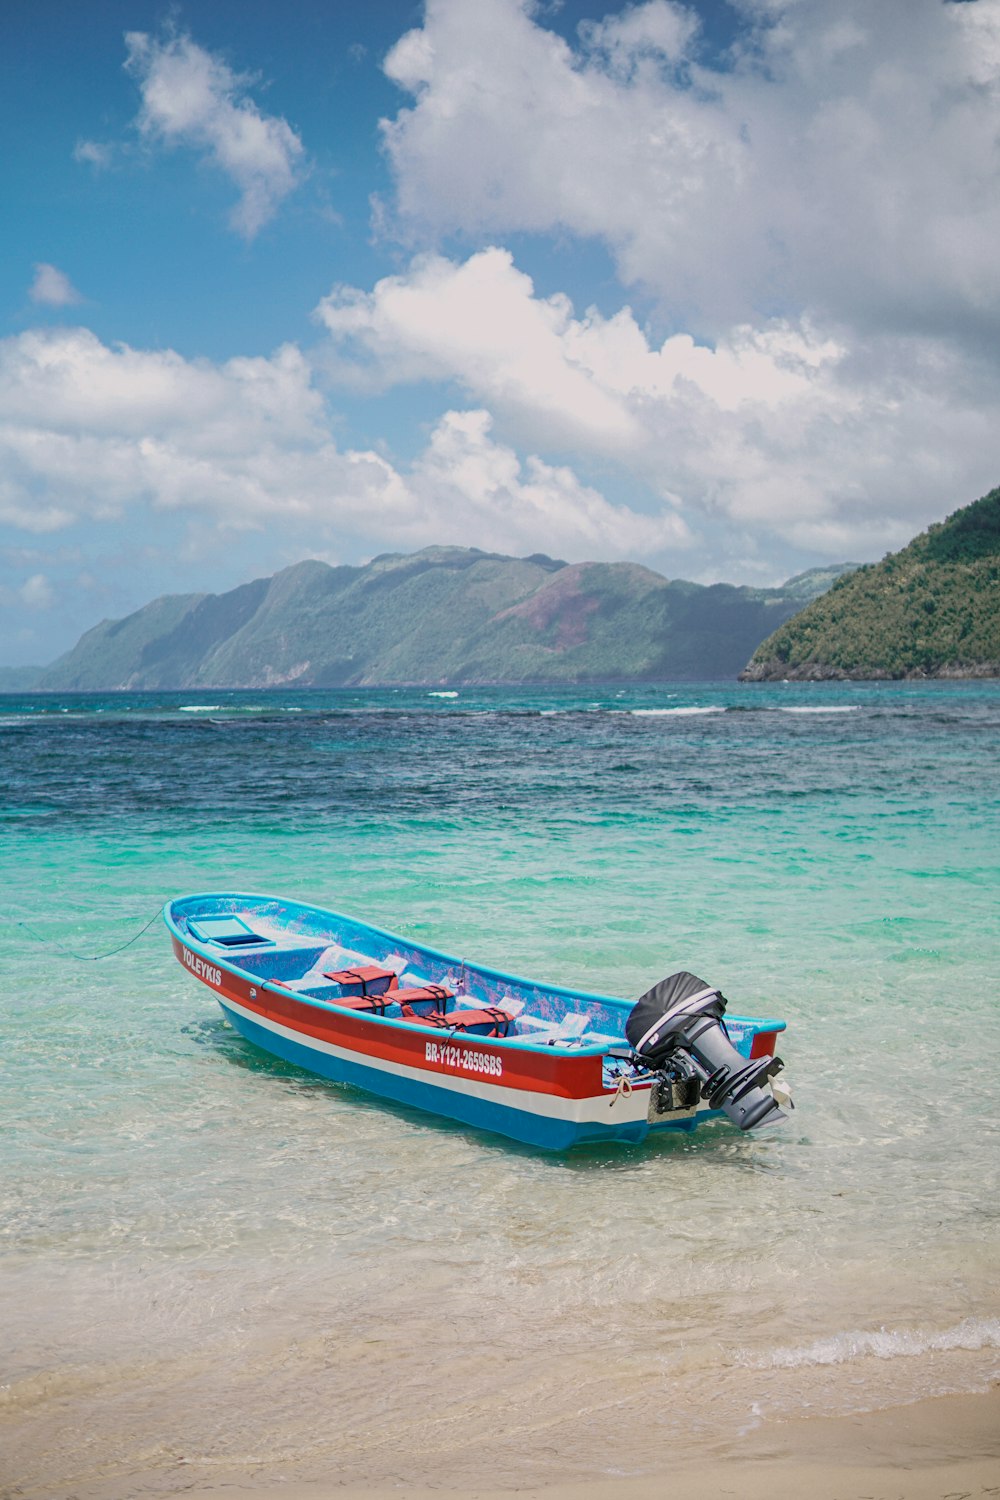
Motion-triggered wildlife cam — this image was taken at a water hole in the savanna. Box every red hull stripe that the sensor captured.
[173,935,601,1099]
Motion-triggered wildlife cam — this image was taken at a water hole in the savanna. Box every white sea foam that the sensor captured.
[179,704,304,713]
[738,1316,1000,1371]
[630,706,725,717]
[779,705,860,714]
[428,691,459,698]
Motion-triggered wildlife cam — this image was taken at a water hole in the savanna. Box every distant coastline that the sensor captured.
[741,659,1000,682]
[5,484,999,692]
[19,547,853,692]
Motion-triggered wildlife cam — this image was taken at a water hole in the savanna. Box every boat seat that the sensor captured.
[333,991,397,1016]
[517,1012,591,1045]
[394,984,454,1017]
[415,1006,517,1038]
[322,965,399,997]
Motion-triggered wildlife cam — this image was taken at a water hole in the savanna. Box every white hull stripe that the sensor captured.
[219,995,702,1129]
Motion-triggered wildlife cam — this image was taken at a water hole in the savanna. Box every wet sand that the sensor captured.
[33,1385,998,1500]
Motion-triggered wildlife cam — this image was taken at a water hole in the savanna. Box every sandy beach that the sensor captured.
[18,1385,992,1500]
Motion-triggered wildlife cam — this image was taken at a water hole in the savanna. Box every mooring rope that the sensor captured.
[608,1070,634,1109]
[8,906,163,962]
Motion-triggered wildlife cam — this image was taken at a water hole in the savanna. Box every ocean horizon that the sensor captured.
[2,679,999,1494]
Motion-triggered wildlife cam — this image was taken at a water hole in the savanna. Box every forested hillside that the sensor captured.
[741,485,1000,680]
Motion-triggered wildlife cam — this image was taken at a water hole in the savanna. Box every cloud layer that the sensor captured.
[382,0,1000,347]
[316,246,1000,562]
[0,327,680,562]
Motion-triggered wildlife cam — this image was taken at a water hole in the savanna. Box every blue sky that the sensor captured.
[2,0,999,666]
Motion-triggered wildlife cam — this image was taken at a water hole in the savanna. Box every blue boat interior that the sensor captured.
[167,893,780,1068]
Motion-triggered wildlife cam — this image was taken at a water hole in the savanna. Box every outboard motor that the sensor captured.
[625,971,788,1131]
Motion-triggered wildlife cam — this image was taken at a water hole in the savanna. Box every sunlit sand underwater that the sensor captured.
[2,680,998,1494]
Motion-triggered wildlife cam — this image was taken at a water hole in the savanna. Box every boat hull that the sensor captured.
[217,994,666,1149]
[165,892,784,1149]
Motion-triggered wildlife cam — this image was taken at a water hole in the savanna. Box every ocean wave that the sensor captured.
[779,706,860,715]
[738,1315,1000,1370]
[189,704,305,716]
[427,691,459,699]
[629,707,726,717]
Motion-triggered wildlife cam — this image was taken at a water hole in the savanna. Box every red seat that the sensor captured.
[415,1006,515,1038]
[323,965,399,997]
[395,984,453,1017]
[334,992,396,1016]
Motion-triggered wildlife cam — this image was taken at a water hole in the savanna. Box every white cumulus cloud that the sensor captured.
[73,139,113,170]
[125,30,306,237]
[315,246,1000,563]
[408,408,688,557]
[20,574,54,610]
[0,573,54,612]
[381,0,1000,349]
[0,327,679,564]
[29,264,82,307]
[316,248,639,451]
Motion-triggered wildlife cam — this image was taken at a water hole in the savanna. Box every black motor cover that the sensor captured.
[625,971,723,1065]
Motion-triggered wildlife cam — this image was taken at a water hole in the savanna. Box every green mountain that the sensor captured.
[35,546,850,690]
[741,485,1000,680]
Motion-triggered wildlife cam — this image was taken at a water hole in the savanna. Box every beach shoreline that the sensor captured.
[24,1385,997,1500]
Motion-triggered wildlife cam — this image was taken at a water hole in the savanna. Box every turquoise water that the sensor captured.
[2,681,999,1494]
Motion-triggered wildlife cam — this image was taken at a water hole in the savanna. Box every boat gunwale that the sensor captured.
[163,891,787,1053]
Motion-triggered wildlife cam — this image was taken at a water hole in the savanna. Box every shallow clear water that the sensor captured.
[2,681,999,1494]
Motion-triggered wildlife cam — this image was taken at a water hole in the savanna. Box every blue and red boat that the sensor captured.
[165,891,791,1149]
